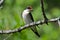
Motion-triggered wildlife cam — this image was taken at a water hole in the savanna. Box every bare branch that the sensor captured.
[0,17,60,34]
[40,0,48,24]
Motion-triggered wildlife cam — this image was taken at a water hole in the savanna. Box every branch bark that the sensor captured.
[0,17,60,34]
[40,0,48,24]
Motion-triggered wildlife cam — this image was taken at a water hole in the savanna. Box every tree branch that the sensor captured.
[0,17,60,34]
[41,0,46,18]
[40,0,48,24]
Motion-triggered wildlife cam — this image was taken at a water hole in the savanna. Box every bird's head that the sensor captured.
[26,6,33,12]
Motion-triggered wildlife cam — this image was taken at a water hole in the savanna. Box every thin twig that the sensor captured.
[41,0,48,19]
[3,33,13,40]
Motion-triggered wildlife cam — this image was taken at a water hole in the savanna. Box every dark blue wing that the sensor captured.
[29,12,34,22]
[29,12,40,37]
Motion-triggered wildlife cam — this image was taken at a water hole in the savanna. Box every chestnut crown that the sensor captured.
[26,6,32,9]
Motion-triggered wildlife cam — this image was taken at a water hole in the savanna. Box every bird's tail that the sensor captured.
[30,26,40,37]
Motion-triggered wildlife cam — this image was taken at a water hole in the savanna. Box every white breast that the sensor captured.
[22,9,32,24]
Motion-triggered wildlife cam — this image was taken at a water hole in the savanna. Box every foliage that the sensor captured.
[0,0,60,40]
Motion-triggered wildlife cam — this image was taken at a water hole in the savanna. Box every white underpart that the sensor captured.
[22,9,32,24]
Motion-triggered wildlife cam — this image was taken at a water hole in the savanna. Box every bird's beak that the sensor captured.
[30,9,33,11]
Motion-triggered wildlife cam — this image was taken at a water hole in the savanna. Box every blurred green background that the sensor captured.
[0,0,60,40]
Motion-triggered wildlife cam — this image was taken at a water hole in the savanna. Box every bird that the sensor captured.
[22,6,40,37]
